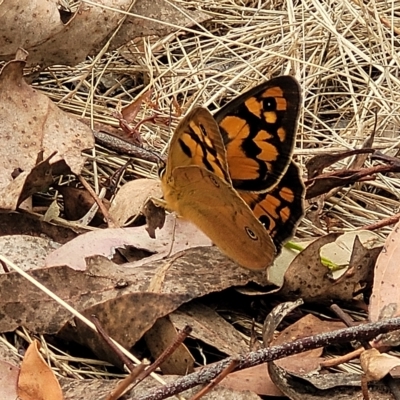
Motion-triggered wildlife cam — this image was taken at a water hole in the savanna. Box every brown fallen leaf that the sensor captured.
[0,49,94,210]
[170,302,249,356]
[369,218,400,323]
[121,89,153,123]
[59,374,262,400]
[281,233,381,302]
[56,185,110,226]
[0,0,209,67]
[0,247,270,366]
[18,340,63,400]
[273,314,346,374]
[144,316,194,375]
[0,212,82,244]
[221,365,283,397]
[360,348,400,382]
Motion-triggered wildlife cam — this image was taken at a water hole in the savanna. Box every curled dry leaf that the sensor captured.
[0,50,94,210]
[360,348,400,382]
[18,340,63,400]
[109,179,163,227]
[0,0,209,67]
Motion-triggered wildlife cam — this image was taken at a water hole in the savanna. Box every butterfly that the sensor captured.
[159,76,304,270]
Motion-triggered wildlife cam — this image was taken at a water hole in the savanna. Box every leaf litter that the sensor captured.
[1,0,400,399]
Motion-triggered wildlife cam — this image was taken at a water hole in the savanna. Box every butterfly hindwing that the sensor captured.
[168,165,276,270]
[238,162,304,253]
[214,76,301,192]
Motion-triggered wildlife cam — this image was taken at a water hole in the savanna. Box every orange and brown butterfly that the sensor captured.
[159,76,304,270]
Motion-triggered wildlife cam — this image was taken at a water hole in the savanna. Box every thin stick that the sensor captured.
[136,317,400,400]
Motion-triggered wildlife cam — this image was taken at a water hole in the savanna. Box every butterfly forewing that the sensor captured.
[214,76,301,192]
[168,166,276,270]
[166,107,230,183]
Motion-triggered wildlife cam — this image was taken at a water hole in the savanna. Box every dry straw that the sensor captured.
[33,0,400,241]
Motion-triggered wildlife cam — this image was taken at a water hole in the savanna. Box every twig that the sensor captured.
[133,325,192,388]
[93,129,162,163]
[359,212,400,231]
[134,317,400,400]
[78,175,116,228]
[189,358,240,400]
[91,315,135,372]
[106,363,147,400]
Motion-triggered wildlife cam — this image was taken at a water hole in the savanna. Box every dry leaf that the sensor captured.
[0,235,60,272]
[18,340,63,400]
[0,359,19,400]
[369,219,400,322]
[144,316,194,375]
[0,212,82,244]
[59,374,262,400]
[0,50,94,210]
[281,233,381,302]
[0,0,209,67]
[221,365,283,397]
[0,247,269,367]
[170,302,249,356]
[45,214,211,270]
[109,179,163,227]
[360,348,400,382]
[273,314,346,374]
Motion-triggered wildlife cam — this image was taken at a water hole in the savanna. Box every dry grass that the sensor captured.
[32,0,400,243]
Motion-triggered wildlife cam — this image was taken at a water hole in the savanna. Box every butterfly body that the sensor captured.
[160,76,304,270]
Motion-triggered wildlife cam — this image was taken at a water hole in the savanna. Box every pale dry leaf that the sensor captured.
[0,0,209,67]
[0,360,19,400]
[0,50,94,210]
[321,230,382,273]
[369,219,400,322]
[109,179,163,227]
[360,348,400,382]
[45,213,212,270]
[0,235,60,272]
[18,340,63,400]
